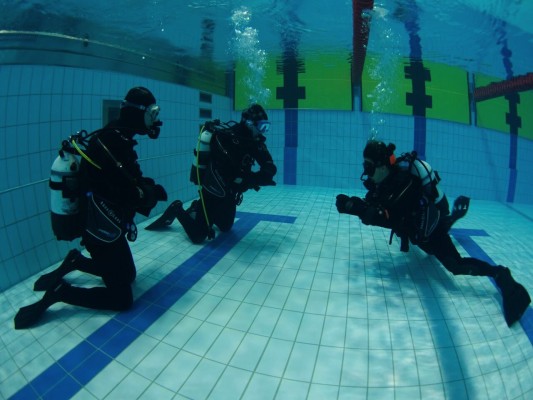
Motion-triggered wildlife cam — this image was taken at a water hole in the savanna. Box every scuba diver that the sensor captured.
[146,104,276,243]
[336,139,531,327]
[14,87,168,329]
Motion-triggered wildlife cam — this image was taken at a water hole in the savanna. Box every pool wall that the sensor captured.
[0,64,532,291]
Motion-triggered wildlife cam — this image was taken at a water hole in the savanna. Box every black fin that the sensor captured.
[145,200,183,231]
[33,272,61,292]
[33,249,80,291]
[502,283,531,327]
[14,300,49,330]
[15,280,66,329]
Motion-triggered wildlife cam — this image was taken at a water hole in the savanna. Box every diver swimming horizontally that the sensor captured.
[336,139,531,327]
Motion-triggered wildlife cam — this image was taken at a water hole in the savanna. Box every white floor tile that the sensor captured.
[1,187,532,399]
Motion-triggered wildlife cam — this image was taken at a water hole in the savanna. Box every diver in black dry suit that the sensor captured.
[14,87,168,329]
[336,140,531,327]
[147,104,276,244]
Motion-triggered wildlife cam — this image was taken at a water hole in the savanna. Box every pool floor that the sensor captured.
[1,185,532,400]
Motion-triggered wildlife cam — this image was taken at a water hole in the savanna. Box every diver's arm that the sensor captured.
[94,133,165,213]
[247,140,277,188]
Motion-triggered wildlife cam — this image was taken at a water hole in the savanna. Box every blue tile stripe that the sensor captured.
[11,221,531,399]
[11,211,296,400]
[413,115,427,160]
[402,2,427,159]
[492,19,518,203]
[507,133,518,203]
[283,109,298,185]
[504,203,533,224]
[451,228,532,344]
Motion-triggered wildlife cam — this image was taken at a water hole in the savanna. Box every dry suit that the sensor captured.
[177,122,277,244]
[337,163,531,326]
[61,122,165,310]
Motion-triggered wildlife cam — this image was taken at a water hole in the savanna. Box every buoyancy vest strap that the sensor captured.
[71,139,101,170]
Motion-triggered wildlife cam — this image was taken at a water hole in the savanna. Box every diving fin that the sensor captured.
[145,200,183,231]
[14,280,66,329]
[33,272,62,293]
[495,267,532,327]
[14,300,49,330]
[33,249,80,291]
[502,284,531,327]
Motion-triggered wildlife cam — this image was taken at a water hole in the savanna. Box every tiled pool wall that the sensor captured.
[1,64,532,291]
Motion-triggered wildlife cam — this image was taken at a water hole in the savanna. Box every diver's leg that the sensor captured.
[33,249,95,291]
[425,232,530,326]
[211,196,236,233]
[145,199,184,230]
[176,197,209,244]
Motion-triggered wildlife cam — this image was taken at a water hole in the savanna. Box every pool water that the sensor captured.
[0,1,532,399]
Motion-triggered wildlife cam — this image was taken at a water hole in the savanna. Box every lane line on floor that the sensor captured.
[11,212,296,400]
[452,228,532,344]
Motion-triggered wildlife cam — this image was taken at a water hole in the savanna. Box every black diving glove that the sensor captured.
[242,172,276,192]
[140,177,155,186]
[336,195,366,216]
[452,196,470,220]
[135,183,167,217]
[261,179,276,187]
[153,184,168,201]
[336,194,351,213]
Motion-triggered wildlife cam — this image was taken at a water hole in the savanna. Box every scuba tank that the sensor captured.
[50,142,82,241]
[49,130,98,241]
[397,151,444,203]
[190,124,214,185]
